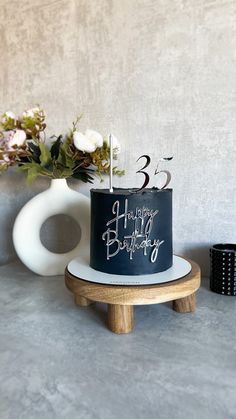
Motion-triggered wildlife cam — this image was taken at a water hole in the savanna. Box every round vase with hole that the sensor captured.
[13,178,90,276]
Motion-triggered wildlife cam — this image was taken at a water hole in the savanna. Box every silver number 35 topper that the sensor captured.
[136,155,173,192]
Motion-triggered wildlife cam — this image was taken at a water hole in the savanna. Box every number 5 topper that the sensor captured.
[136,155,173,192]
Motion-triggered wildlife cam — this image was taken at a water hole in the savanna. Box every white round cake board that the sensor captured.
[68,255,192,286]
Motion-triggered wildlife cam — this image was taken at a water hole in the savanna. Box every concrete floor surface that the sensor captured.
[0,262,236,419]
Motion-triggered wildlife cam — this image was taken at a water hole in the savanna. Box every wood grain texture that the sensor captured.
[172,293,196,313]
[74,295,93,307]
[65,259,201,306]
[108,304,134,334]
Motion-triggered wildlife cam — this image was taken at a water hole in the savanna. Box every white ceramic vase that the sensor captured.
[13,178,90,276]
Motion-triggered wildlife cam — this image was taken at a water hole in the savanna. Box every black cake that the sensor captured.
[90,188,172,275]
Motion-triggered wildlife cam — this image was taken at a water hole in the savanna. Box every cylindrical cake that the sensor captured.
[90,188,172,275]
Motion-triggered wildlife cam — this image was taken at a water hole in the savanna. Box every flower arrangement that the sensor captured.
[0,107,124,184]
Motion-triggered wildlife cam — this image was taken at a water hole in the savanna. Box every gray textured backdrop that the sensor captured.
[0,0,236,275]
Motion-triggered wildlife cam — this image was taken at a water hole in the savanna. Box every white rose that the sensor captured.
[73,129,103,153]
[104,134,121,154]
[73,131,96,153]
[85,129,103,148]
[8,129,26,147]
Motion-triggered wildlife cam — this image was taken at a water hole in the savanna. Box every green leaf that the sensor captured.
[57,145,74,170]
[57,147,66,167]
[27,166,41,185]
[44,162,54,172]
[59,167,74,178]
[72,159,86,171]
[72,171,94,183]
[18,161,52,184]
[73,166,95,175]
[18,161,42,184]
[17,163,35,172]
[39,143,51,166]
[27,141,41,163]
[50,136,62,160]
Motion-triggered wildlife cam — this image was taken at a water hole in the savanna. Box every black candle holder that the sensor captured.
[210,244,236,296]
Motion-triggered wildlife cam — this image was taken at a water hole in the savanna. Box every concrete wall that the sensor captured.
[0,0,236,275]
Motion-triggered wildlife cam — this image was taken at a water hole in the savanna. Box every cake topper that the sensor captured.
[154,156,173,190]
[136,155,173,191]
[136,155,151,191]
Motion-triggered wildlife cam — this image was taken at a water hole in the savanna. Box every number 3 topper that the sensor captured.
[136,155,173,192]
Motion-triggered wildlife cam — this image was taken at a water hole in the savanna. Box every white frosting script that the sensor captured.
[102,199,164,263]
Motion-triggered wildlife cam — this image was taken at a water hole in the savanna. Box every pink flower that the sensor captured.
[4,111,16,120]
[22,107,44,118]
[1,111,17,126]
[8,129,26,147]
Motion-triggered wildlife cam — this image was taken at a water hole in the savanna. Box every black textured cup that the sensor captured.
[210,244,236,296]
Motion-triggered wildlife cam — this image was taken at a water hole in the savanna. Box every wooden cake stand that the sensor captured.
[65,259,201,334]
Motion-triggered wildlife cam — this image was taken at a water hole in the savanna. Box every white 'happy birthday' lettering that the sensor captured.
[102,199,164,263]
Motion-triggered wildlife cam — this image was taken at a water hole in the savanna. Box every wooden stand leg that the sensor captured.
[108,304,134,334]
[172,293,196,313]
[74,294,93,307]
